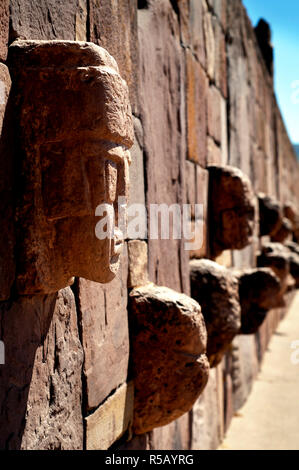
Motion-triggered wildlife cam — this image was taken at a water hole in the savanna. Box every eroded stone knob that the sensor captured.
[236,268,281,334]
[190,259,241,368]
[128,283,209,435]
[208,165,256,258]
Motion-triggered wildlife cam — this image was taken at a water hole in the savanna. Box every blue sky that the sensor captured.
[243,0,299,144]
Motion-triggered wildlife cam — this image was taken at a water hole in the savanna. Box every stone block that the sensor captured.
[0,0,9,60]
[186,50,208,166]
[179,0,206,67]
[0,64,15,301]
[0,288,84,449]
[230,335,259,412]
[207,84,222,144]
[10,0,86,42]
[77,246,129,411]
[191,367,222,450]
[190,259,241,367]
[128,240,148,288]
[188,165,209,259]
[86,382,134,450]
[9,40,133,294]
[129,284,209,434]
[89,0,138,113]
[185,160,196,219]
[138,2,189,294]
[208,165,256,257]
[207,136,222,166]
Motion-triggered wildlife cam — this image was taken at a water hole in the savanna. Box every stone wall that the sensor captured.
[0,0,298,450]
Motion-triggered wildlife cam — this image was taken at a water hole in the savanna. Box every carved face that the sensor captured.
[9,40,133,294]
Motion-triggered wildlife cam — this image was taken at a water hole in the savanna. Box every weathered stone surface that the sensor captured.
[0,0,9,60]
[271,217,293,243]
[10,0,86,42]
[77,246,129,411]
[207,84,222,144]
[128,240,148,288]
[128,116,146,239]
[190,259,241,367]
[207,136,222,166]
[191,365,224,450]
[257,242,293,297]
[237,268,282,334]
[89,0,138,113]
[0,64,15,300]
[258,193,282,237]
[186,49,208,166]
[189,166,209,259]
[0,288,84,450]
[86,382,134,450]
[208,165,256,257]
[260,242,299,289]
[284,202,299,241]
[138,2,189,294]
[129,284,209,434]
[230,335,259,412]
[9,40,133,294]
[178,0,206,67]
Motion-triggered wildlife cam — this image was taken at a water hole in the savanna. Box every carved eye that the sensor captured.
[105,160,118,203]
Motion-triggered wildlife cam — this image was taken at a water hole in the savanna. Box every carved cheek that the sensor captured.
[105,160,118,203]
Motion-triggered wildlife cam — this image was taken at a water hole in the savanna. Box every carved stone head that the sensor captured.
[9,40,133,294]
[190,259,241,368]
[208,165,256,258]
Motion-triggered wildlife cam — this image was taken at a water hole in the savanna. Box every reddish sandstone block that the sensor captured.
[0,64,15,301]
[10,0,86,41]
[0,288,84,449]
[77,246,129,411]
[186,50,208,166]
[89,0,138,113]
[0,0,9,60]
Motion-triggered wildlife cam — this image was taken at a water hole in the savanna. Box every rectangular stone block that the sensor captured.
[179,0,206,68]
[186,50,208,166]
[185,160,196,219]
[0,64,15,301]
[188,165,209,258]
[10,0,86,41]
[86,382,134,450]
[0,287,84,450]
[0,0,9,60]
[213,18,227,98]
[89,0,138,113]
[207,85,222,144]
[207,136,222,166]
[128,116,147,239]
[128,240,148,288]
[231,335,259,413]
[150,414,190,450]
[138,2,189,294]
[191,368,222,450]
[77,246,129,411]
